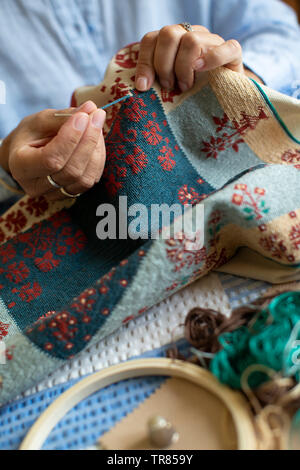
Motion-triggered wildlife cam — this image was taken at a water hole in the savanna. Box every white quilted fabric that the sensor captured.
[22,273,231,396]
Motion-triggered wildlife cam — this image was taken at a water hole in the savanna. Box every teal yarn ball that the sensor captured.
[210,292,300,389]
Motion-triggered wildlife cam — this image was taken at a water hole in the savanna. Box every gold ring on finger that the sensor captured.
[47,174,62,189]
[60,187,82,199]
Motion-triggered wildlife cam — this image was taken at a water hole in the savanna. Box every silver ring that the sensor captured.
[47,174,62,189]
[60,187,82,199]
[179,22,193,32]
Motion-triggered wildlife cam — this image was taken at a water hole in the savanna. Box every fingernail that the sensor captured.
[78,100,96,113]
[136,76,148,91]
[178,81,189,92]
[194,58,205,71]
[160,79,172,90]
[92,109,105,129]
[74,113,89,131]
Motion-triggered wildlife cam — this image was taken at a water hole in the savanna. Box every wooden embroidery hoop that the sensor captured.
[19,358,257,450]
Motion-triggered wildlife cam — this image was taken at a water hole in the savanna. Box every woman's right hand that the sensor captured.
[0,101,106,201]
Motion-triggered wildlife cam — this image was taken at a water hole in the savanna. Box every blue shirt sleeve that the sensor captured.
[212,0,300,94]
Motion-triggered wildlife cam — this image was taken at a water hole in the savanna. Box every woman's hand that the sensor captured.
[0,101,106,201]
[135,24,258,93]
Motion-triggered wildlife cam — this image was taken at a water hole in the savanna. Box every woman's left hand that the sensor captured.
[135,24,248,93]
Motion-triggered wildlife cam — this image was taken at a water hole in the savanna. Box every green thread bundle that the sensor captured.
[210,292,300,389]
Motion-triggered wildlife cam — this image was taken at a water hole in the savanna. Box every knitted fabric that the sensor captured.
[0,43,300,404]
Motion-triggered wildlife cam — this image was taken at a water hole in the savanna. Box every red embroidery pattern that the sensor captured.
[0,243,16,263]
[0,197,49,246]
[19,197,49,217]
[122,315,135,324]
[178,185,203,205]
[110,77,129,101]
[3,210,27,234]
[0,261,30,284]
[5,345,15,361]
[232,184,269,221]
[166,232,207,272]
[104,77,132,136]
[0,211,87,307]
[158,143,176,171]
[122,305,148,324]
[201,107,268,159]
[124,96,147,122]
[24,253,133,354]
[49,312,78,351]
[165,209,228,286]
[0,321,10,340]
[15,212,87,264]
[141,116,177,171]
[161,87,182,103]
[281,149,300,164]
[104,91,182,196]
[97,267,117,297]
[104,95,150,196]
[34,251,60,272]
[289,223,300,251]
[125,146,149,174]
[115,43,139,69]
[142,119,163,146]
[12,282,42,302]
[71,288,96,318]
[259,233,295,263]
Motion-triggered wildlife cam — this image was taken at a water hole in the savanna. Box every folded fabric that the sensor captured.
[0,43,300,404]
[0,166,23,215]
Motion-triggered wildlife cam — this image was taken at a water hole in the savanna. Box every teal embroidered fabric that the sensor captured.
[0,44,300,404]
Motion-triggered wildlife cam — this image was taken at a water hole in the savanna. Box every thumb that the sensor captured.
[33,101,98,137]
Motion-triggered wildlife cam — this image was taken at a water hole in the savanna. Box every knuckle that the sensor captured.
[9,150,24,180]
[212,34,225,44]
[159,25,179,42]
[68,134,81,148]
[36,109,52,128]
[45,158,64,173]
[86,134,99,148]
[64,164,83,181]
[79,176,94,190]
[210,46,224,61]
[14,146,25,164]
[227,39,242,52]
[198,25,209,33]
[141,31,156,47]
[42,151,64,173]
[181,32,199,49]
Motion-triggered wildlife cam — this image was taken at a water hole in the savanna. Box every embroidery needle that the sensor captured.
[54,92,132,117]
